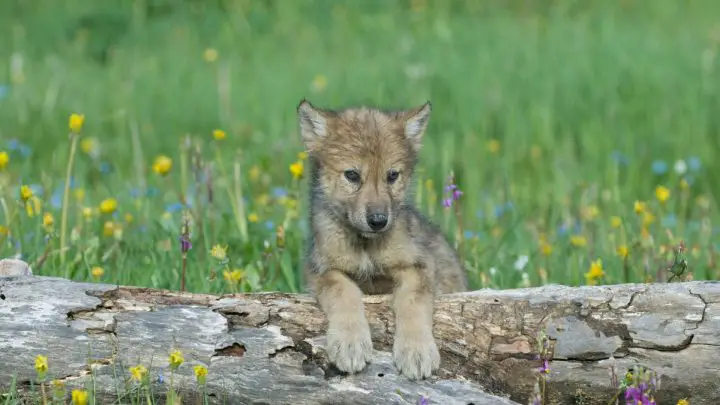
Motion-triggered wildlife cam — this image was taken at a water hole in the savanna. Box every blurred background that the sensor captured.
[1,0,719,294]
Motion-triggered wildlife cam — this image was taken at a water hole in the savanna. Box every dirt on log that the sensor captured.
[1,259,719,404]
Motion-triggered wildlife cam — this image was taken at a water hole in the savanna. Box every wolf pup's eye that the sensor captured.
[387,169,400,184]
[344,169,361,183]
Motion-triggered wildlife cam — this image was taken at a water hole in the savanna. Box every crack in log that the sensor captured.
[213,342,246,357]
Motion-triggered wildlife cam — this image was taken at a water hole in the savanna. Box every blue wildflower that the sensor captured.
[688,156,701,172]
[661,214,677,228]
[0,84,9,100]
[50,190,62,209]
[146,187,159,198]
[271,187,289,198]
[264,220,275,231]
[610,150,629,166]
[99,161,113,175]
[493,202,514,218]
[166,203,184,213]
[651,160,668,175]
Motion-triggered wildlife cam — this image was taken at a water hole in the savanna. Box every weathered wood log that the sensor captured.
[1,259,719,404]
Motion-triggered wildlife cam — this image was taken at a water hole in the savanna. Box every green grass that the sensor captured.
[1,0,719,295]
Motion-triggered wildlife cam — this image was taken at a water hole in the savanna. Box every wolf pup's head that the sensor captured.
[297,99,431,238]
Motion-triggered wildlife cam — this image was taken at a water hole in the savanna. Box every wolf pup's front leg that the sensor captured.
[391,265,440,380]
[315,270,373,373]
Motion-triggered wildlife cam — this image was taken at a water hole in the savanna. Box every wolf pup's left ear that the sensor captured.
[297,99,327,150]
[403,101,432,151]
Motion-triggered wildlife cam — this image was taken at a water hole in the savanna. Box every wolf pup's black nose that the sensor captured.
[367,213,388,231]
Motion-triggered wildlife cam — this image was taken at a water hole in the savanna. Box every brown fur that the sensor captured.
[296,99,468,380]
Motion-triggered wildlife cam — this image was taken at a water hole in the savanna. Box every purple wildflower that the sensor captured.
[538,359,550,374]
[179,234,192,253]
[416,395,429,405]
[442,172,462,208]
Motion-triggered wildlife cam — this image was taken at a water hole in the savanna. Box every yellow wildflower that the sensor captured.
[169,350,184,370]
[585,259,604,285]
[91,266,104,279]
[223,269,243,283]
[486,139,501,154]
[311,74,328,92]
[0,150,8,169]
[35,354,48,375]
[125,213,134,223]
[616,245,629,259]
[248,212,259,223]
[26,196,42,217]
[570,235,587,247]
[0,225,8,235]
[634,200,647,214]
[99,198,117,214]
[51,379,65,392]
[655,185,670,203]
[289,160,304,179]
[71,389,88,405]
[74,188,85,201]
[249,165,261,182]
[582,205,600,221]
[43,212,55,230]
[297,151,308,160]
[677,398,689,405]
[610,216,622,229]
[129,364,148,382]
[283,198,298,211]
[79,137,96,155]
[152,155,172,176]
[211,244,228,261]
[194,364,208,384]
[212,129,226,140]
[256,193,270,206]
[82,207,93,220]
[203,48,218,63]
[20,185,33,201]
[69,113,85,133]
[538,233,552,256]
[540,242,553,256]
[103,221,115,237]
[642,211,656,226]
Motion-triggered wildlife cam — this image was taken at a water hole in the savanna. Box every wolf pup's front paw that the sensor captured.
[326,319,373,374]
[393,334,441,380]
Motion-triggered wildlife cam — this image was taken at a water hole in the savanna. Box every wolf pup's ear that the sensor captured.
[297,99,327,150]
[403,101,431,151]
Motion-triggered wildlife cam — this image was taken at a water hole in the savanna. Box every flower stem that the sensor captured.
[181,253,187,292]
[60,133,79,269]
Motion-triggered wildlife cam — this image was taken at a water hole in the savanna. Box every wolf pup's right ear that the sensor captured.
[297,99,327,151]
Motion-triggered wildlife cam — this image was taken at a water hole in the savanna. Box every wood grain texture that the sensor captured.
[1,262,718,404]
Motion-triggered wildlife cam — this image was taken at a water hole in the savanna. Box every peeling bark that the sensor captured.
[1,270,719,404]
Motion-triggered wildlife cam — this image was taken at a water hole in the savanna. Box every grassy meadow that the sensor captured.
[2,0,720,296]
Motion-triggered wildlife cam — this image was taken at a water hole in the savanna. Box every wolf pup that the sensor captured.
[296,99,468,380]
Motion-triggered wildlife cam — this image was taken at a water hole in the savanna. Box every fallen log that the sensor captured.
[1,258,718,404]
